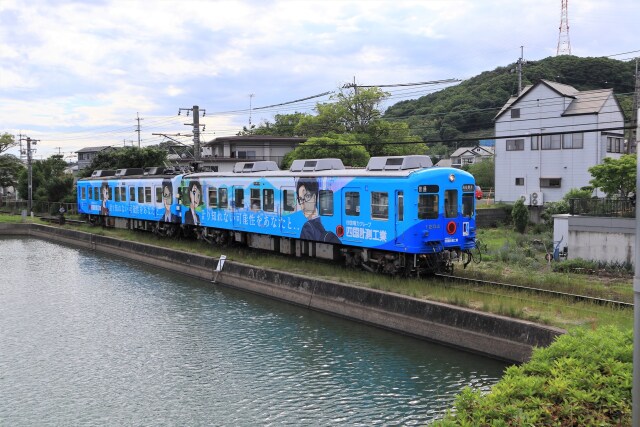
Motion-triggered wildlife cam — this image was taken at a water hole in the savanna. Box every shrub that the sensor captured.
[434,326,632,426]
[511,198,529,233]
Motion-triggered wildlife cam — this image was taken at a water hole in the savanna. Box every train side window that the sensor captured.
[371,192,389,220]
[235,188,245,209]
[115,187,121,202]
[418,194,438,219]
[263,189,274,212]
[250,188,261,211]
[397,191,404,221]
[155,187,162,203]
[145,187,152,203]
[219,188,228,209]
[445,189,458,218]
[137,187,144,203]
[81,187,86,200]
[462,193,474,217]
[120,187,126,202]
[208,187,218,208]
[319,190,333,216]
[129,187,135,202]
[282,189,296,212]
[345,192,360,216]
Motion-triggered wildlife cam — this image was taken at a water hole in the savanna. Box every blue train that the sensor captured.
[76,155,478,275]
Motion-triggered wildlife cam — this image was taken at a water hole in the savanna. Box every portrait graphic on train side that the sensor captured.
[100,182,110,215]
[184,180,202,225]
[161,181,180,223]
[296,177,340,243]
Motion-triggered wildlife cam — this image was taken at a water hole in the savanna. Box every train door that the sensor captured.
[280,187,297,235]
[232,186,245,228]
[341,187,363,243]
[394,190,405,247]
[418,185,444,244]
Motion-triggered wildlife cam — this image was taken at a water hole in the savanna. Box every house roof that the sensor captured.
[76,145,114,153]
[450,145,494,158]
[494,79,584,121]
[206,135,306,145]
[562,88,613,116]
[435,158,452,167]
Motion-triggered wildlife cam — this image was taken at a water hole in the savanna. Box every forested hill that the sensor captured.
[383,56,636,142]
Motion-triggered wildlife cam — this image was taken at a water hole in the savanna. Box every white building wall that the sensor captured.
[495,88,624,204]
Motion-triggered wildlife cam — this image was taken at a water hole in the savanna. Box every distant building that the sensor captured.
[202,135,306,172]
[435,145,494,168]
[494,80,625,205]
[76,146,117,170]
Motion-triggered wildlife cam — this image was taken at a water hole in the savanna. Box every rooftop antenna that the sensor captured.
[556,0,571,55]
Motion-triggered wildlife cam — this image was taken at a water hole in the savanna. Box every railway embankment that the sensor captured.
[2,222,564,363]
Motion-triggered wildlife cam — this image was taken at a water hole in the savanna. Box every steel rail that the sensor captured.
[435,273,633,309]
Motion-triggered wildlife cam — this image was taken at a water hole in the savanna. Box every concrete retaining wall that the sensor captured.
[1,223,565,363]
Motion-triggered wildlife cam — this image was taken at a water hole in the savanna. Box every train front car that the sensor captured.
[408,166,477,274]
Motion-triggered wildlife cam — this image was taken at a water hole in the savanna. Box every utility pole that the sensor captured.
[178,105,206,170]
[629,58,639,154]
[249,94,254,127]
[634,104,640,427]
[516,46,526,96]
[19,136,38,215]
[135,112,143,148]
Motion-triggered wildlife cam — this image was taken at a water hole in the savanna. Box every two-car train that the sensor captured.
[76,155,479,276]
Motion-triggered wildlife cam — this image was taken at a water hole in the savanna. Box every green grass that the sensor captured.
[1,213,632,330]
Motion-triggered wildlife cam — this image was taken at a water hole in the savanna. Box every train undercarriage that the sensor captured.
[87,214,471,276]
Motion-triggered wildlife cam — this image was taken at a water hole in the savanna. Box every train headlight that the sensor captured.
[449,174,455,182]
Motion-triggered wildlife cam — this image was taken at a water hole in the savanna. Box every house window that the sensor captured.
[607,136,623,153]
[541,135,561,150]
[506,139,524,151]
[515,178,524,186]
[540,178,561,188]
[531,136,539,150]
[563,133,583,149]
[511,108,520,119]
[236,151,257,159]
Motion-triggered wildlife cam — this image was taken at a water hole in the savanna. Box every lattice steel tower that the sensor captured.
[556,0,571,55]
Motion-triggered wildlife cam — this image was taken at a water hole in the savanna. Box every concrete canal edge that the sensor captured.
[2,223,565,363]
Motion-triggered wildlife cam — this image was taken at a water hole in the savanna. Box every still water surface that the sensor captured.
[0,237,506,425]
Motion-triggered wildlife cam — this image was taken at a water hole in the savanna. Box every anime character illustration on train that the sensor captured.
[100,182,110,215]
[296,176,340,244]
[161,180,180,223]
[184,180,202,225]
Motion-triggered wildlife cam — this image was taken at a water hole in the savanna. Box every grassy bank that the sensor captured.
[1,213,632,330]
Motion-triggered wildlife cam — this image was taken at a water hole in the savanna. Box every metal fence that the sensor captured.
[0,198,78,216]
[568,198,635,217]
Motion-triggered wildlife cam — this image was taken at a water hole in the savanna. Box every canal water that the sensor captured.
[0,237,507,425]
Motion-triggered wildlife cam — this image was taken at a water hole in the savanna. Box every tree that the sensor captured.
[588,154,636,198]
[465,159,494,189]
[17,155,75,204]
[357,120,426,157]
[0,133,17,155]
[238,112,310,137]
[82,146,168,177]
[0,154,25,189]
[281,134,370,169]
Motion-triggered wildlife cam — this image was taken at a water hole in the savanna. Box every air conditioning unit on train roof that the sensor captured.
[366,155,432,171]
[289,158,345,172]
[233,161,280,173]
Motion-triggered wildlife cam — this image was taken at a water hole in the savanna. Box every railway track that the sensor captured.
[435,273,633,309]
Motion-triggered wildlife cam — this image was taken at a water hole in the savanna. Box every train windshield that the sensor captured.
[462,192,474,217]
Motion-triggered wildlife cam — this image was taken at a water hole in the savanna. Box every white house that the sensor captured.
[494,79,625,204]
[204,135,305,172]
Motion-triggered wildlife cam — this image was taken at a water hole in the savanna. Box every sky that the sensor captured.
[1,0,638,161]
